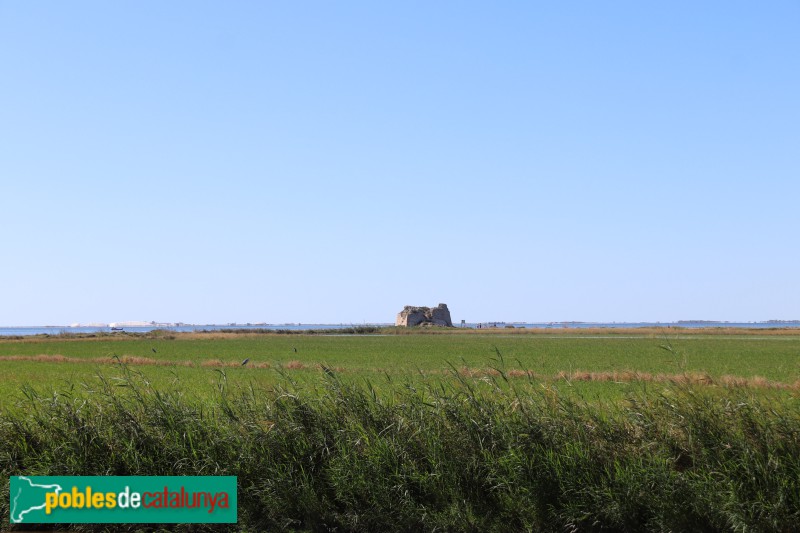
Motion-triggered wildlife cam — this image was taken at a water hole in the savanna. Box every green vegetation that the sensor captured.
[1,330,800,531]
[2,363,799,531]
[1,330,799,405]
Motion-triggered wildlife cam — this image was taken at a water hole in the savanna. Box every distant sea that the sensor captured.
[1,322,799,337]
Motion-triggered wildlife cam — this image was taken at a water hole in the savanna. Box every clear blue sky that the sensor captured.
[1,1,798,326]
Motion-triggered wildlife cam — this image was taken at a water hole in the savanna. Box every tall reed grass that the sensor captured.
[1,362,799,532]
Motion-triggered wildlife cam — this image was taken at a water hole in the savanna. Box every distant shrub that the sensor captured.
[147,329,176,339]
[207,326,387,335]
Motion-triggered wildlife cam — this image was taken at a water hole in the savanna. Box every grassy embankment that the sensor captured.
[1,328,800,531]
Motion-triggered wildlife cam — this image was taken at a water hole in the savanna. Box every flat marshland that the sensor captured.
[2,328,800,531]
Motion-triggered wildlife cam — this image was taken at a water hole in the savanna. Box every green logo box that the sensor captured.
[10,476,237,524]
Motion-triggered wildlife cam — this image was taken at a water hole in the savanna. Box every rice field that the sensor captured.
[1,329,799,405]
[2,328,800,531]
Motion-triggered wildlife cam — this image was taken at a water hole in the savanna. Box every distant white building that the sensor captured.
[109,321,153,328]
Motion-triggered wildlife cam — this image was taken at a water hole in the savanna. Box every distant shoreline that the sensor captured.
[7,320,800,329]
[1,322,800,338]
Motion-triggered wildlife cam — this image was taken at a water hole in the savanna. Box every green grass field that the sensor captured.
[2,329,800,531]
[1,329,799,406]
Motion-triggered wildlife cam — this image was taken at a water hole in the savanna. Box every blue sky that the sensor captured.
[1,1,798,325]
